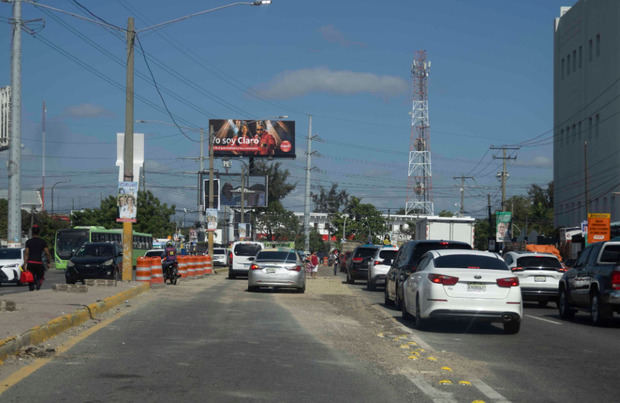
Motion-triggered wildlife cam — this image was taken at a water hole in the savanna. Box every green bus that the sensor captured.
[54,226,153,270]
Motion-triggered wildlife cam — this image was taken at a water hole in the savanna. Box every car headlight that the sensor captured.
[67,261,75,268]
[103,259,113,266]
[4,263,19,270]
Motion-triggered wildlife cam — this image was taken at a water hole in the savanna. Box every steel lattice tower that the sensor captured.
[405,51,434,216]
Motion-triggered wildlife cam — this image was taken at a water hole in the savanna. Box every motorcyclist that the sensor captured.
[163,241,179,283]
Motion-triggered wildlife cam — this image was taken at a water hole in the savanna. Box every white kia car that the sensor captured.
[367,245,399,290]
[401,249,522,334]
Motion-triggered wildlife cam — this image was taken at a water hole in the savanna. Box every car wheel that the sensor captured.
[367,277,376,291]
[228,270,236,280]
[384,286,394,306]
[401,294,413,321]
[558,288,575,320]
[248,285,258,292]
[346,271,354,284]
[414,295,428,330]
[503,320,520,334]
[297,285,305,294]
[591,292,612,326]
[395,286,402,310]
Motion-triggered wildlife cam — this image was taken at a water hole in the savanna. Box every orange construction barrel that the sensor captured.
[150,256,164,286]
[204,255,213,275]
[178,255,188,278]
[136,257,151,284]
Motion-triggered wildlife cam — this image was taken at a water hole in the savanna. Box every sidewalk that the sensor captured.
[0,281,150,361]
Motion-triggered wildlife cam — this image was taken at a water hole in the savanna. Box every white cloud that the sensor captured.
[515,155,552,168]
[318,25,365,47]
[64,103,111,118]
[254,67,408,99]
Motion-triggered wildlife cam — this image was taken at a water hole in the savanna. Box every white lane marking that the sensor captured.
[525,314,562,325]
[472,378,511,403]
[402,372,456,403]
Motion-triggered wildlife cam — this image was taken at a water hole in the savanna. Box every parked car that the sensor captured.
[401,249,522,334]
[367,245,399,291]
[247,248,305,293]
[228,241,263,279]
[346,245,380,284]
[65,242,123,284]
[0,248,24,286]
[503,251,566,306]
[558,240,620,325]
[212,247,228,267]
[144,249,166,259]
[385,240,472,309]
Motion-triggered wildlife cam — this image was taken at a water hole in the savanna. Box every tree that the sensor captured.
[252,161,296,203]
[527,181,554,236]
[339,197,386,243]
[311,183,349,214]
[71,191,176,238]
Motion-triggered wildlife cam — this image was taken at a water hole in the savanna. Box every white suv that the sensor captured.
[229,241,263,279]
[367,245,399,291]
[503,251,566,307]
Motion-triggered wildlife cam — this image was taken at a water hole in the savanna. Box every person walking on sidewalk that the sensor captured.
[24,225,52,291]
[310,251,319,279]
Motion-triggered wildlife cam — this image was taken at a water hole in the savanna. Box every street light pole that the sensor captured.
[8,0,22,247]
[51,179,70,216]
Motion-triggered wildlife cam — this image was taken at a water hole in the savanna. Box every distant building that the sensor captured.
[0,189,43,211]
[554,1,620,227]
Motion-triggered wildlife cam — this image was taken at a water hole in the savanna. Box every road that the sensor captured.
[1,269,619,402]
[0,269,65,296]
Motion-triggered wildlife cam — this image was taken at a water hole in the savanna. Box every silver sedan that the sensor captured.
[247,249,305,293]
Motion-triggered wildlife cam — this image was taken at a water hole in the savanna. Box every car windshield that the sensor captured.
[56,229,89,259]
[75,244,114,258]
[379,250,398,260]
[434,255,509,270]
[516,256,562,268]
[354,247,378,258]
[145,251,165,258]
[256,251,297,262]
[213,248,226,255]
[0,249,21,260]
[234,244,262,256]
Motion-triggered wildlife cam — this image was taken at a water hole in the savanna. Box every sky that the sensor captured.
[0,0,573,225]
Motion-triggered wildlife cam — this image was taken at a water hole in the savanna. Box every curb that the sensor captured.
[0,282,150,362]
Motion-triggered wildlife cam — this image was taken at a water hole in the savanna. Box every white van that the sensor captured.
[229,241,263,279]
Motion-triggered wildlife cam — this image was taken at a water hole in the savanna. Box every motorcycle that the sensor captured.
[162,260,180,285]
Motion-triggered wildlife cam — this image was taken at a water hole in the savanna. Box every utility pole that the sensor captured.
[303,114,312,252]
[42,101,46,211]
[198,127,204,247]
[487,193,493,250]
[240,163,245,240]
[491,145,519,211]
[8,0,22,247]
[453,175,473,215]
[584,141,589,218]
[122,17,135,281]
[208,124,214,256]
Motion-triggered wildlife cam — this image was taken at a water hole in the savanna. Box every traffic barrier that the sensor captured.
[177,255,188,278]
[150,256,164,286]
[196,255,205,277]
[187,255,196,278]
[136,257,151,283]
[204,255,213,275]
[323,257,328,265]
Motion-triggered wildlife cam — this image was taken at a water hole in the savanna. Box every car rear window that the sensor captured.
[234,244,262,256]
[145,251,165,258]
[516,256,562,268]
[213,248,226,255]
[379,250,398,260]
[354,247,378,258]
[256,251,297,262]
[599,244,620,263]
[411,242,472,262]
[434,255,508,270]
[0,249,21,259]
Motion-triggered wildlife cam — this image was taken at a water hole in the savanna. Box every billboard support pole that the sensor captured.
[122,17,135,281]
[208,124,214,257]
[304,115,312,252]
[8,0,22,246]
[240,164,245,240]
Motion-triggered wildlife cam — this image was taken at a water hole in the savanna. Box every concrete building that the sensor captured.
[554,1,620,227]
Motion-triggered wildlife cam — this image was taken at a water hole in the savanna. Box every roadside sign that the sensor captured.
[206,208,218,231]
[587,213,610,244]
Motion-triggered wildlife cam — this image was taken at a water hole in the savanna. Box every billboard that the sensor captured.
[495,211,512,243]
[117,181,138,223]
[205,174,268,209]
[202,178,220,210]
[210,119,295,159]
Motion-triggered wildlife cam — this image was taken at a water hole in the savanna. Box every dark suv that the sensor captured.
[346,245,380,284]
[558,240,620,325]
[384,240,472,308]
[65,242,123,284]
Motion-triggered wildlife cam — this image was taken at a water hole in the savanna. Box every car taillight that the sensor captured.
[440,241,449,245]
[497,277,519,287]
[511,267,523,272]
[353,257,363,263]
[250,264,261,271]
[557,267,568,272]
[428,273,459,286]
[374,260,381,265]
[229,252,233,263]
[289,265,302,272]
[612,271,620,290]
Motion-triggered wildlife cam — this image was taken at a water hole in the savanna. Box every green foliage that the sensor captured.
[252,161,296,202]
[71,191,176,238]
[339,197,386,243]
[255,200,299,241]
[311,183,349,214]
[474,219,491,250]
[438,210,454,217]
[309,229,330,254]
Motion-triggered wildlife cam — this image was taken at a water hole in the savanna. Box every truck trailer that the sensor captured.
[415,216,475,247]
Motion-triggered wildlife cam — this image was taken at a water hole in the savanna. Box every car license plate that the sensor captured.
[468,283,486,292]
[534,276,546,282]
[266,268,276,274]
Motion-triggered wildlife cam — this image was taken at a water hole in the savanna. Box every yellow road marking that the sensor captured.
[441,366,452,372]
[439,379,453,385]
[408,355,419,360]
[407,341,417,345]
[377,332,384,337]
[427,356,437,361]
[472,400,486,403]
[459,381,472,386]
[400,344,410,349]
[0,308,130,396]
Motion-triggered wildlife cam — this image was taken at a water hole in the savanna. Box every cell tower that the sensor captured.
[405,50,434,215]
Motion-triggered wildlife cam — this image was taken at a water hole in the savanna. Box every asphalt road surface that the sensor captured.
[2,269,619,402]
[0,269,65,296]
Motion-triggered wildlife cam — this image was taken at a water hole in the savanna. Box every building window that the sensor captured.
[572,50,577,72]
[596,34,601,57]
[596,114,600,137]
[567,54,571,75]
[579,45,583,68]
[589,39,593,61]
